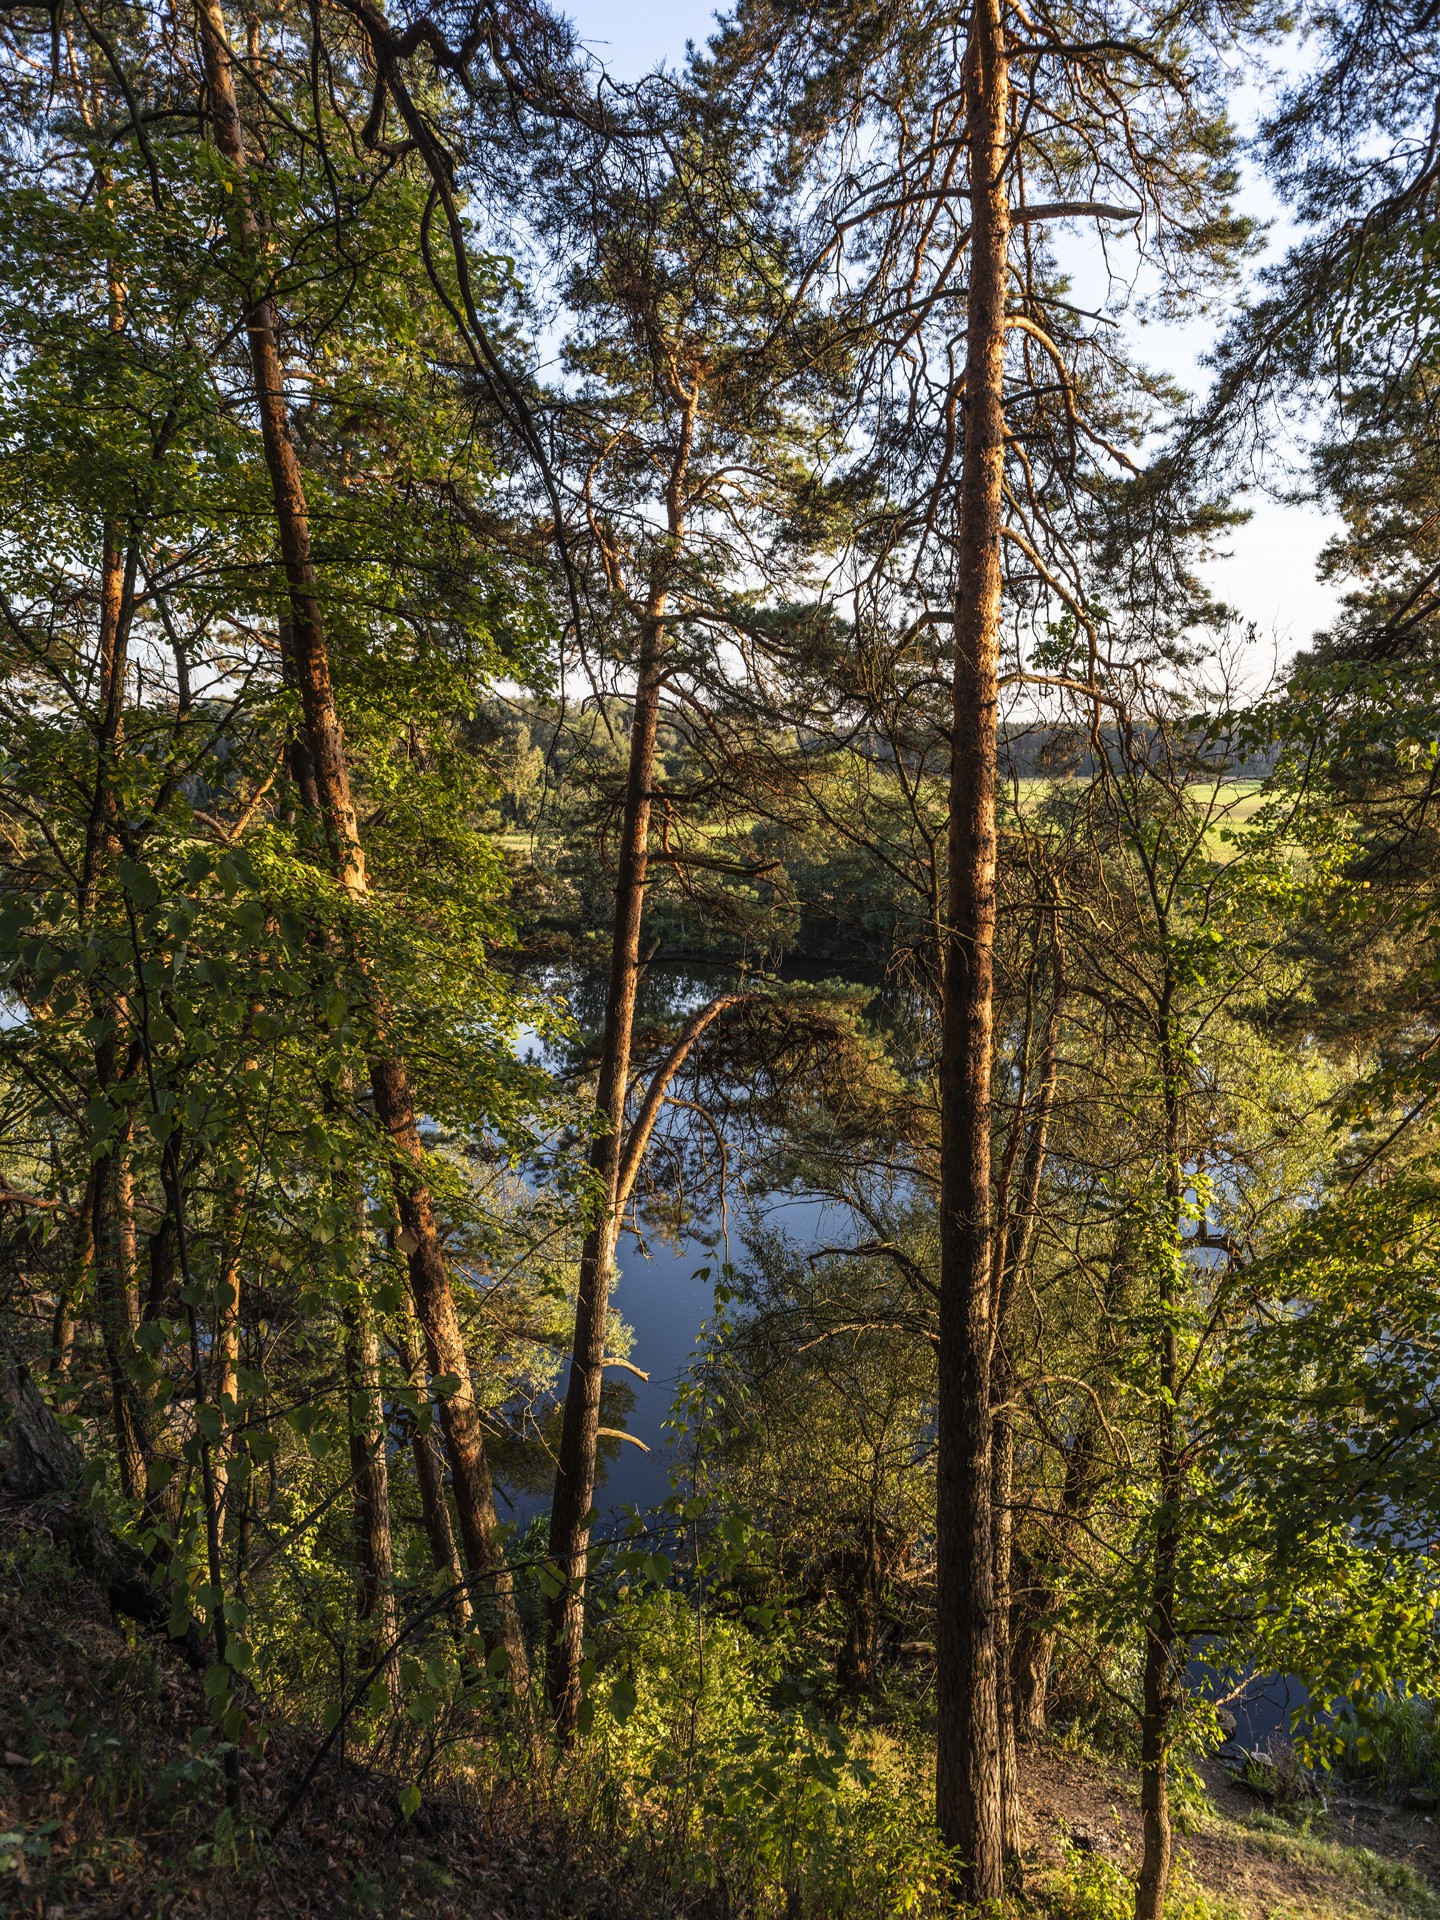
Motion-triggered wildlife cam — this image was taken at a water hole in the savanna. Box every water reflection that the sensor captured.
[507,959,757,1522]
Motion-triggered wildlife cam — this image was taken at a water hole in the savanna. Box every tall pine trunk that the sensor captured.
[935,0,1010,1898]
[546,625,664,1730]
[194,0,526,1687]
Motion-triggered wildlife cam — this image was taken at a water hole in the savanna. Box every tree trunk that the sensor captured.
[211,1181,243,1549]
[1013,1602,1054,1739]
[935,0,1010,1899]
[82,493,149,1501]
[194,0,526,1690]
[991,1394,1022,1864]
[0,1357,200,1661]
[50,1169,95,1391]
[1135,1537,1177,1920]
[372,1061,526,1678]
[398,1314,471,1633]
[91,1103,148,1501]
[1136,1001,1184,1920]
[546,626,664,1731]
[990,925,1062,1871]
[345,1297,401,1710]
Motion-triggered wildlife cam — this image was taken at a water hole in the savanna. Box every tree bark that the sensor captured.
[935,0,1010,1899]
[0,1357,201,1661]
[1013,1604,1055,1739]
[50,1168,96,1391]
[81,499,150,1501]
[398,1313,471,1633]
[194,0,526,1688]
[91,1104,148,1501]
[372,1060,526,1677]
[990,932,1063,1863]
[546,625,665,1731]
[211,1179,243,1549]
[344,1297,401,1709]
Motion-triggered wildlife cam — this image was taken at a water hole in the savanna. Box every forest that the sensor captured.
[1,0,1439,1915]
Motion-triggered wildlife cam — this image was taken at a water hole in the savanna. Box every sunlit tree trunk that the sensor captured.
[210,1174,244,1550]
[546,623,664,1730]
[194,0,527,1687]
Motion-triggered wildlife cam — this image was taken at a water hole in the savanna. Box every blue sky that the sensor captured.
[564,0,713,75]
[560,2,1341,665]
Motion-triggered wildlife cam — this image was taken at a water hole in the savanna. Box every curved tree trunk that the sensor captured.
[1013,1600,1055,1740]
[546,627,664,1731]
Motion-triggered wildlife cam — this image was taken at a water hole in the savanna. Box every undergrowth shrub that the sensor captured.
[1335,1695,1440,1798]
[557,1588,957,1917]
[1041,1844,1244,1920]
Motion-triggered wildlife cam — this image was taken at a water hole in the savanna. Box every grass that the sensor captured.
[1203,1805,1440,1919]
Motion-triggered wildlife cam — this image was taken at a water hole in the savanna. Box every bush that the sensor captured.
[564,1587,958,1917]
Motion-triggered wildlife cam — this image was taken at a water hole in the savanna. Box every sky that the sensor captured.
[561,0,1343,666]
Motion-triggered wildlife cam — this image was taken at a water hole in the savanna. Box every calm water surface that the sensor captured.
[508,960,1298,1747]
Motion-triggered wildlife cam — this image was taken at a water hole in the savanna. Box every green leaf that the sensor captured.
[609,1676,637,1725]
[147,1010,178,1048]
[119,859,161,910]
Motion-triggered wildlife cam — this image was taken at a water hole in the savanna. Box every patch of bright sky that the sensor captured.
[562,0,1343,666]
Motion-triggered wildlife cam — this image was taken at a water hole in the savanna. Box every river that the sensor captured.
[508,957,1297,1749]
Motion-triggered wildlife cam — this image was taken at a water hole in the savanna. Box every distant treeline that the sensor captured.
[998,722,1281,781]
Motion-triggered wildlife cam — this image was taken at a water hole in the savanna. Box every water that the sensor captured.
[507,958,757,1521]
[506,958,1310,1751]
[592,1221,715,1511]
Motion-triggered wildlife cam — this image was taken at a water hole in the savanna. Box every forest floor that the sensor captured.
[1020,1743,1440,1918]
[2,1538,1434,1920]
